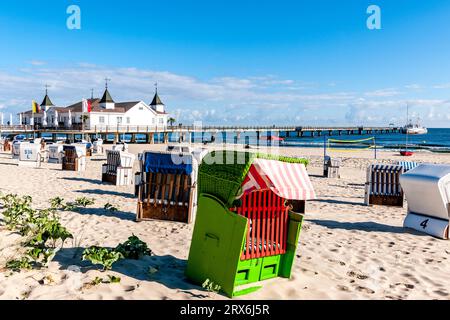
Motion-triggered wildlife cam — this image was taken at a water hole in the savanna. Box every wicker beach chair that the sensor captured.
[185,151,315,298]
[364,164,404,207]
[323,156,341,178]
[11,141,22,159]
[136,151,198,223]
[102,150,135,186]
[400,164,450,239]
[62,145,86,172]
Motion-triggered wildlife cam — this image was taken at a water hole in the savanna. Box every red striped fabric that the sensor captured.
[241,159,316,200]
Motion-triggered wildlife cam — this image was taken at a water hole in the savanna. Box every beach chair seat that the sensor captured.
[186,152,315,297]
[323,156,341,178]
[62,145,86,172]
[18,143,42,168]
[102,150,135,186]
[11,141,22,159]
[136,151,197,223]
[400,164,450,239]
[364,164,404,207]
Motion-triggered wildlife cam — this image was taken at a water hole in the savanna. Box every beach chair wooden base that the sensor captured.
[404,213,449,239]
[136,172,195,224]
[102,167,133,186]
[62,159,85,172]
[137,201,191,223]
[367,195,404,207]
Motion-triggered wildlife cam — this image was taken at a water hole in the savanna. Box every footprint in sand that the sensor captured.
[347,271,369,280]
[356,286,375,294]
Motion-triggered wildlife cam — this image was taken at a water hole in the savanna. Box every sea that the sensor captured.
[3,128,450,153]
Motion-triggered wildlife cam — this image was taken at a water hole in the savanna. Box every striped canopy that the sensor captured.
[241,158,316,200]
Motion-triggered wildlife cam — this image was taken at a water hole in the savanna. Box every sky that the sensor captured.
[0,0,450,126]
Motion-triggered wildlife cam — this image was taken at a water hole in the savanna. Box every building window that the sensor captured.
[117,117,123,124]
[139,106,144,110]
[152,118,156,125]
[99,116,105,124]
[159,118,164,124]
[127,117,131,124]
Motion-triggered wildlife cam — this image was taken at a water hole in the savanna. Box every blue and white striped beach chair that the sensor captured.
[364,164,405,207]
[397,161,419,173]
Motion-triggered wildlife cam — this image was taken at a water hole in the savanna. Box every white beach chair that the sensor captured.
[12,141,22,159]
[18,143,42,168]
[102,150,135,186]
[400,164,450,239]
[324,155,341,178]
[364,164,404,207]
[48,144,65,164]
[93,139,104,154]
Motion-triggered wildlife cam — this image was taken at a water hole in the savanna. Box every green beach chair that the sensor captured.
[185,151,315,297]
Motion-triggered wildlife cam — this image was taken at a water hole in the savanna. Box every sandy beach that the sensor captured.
[1,143,450,300]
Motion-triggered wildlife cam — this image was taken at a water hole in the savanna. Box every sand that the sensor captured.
[0,143,450,300]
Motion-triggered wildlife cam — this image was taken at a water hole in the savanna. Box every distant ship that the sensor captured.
[402,118,428,135]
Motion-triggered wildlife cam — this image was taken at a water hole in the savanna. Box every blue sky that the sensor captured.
[0,0,450,126]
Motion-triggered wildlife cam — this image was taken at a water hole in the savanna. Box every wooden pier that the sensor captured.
[0,125,401,144]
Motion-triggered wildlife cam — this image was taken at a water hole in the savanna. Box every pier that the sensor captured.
[0,125,401,144]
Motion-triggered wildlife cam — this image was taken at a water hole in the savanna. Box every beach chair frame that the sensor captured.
[136,151,197,223]
[323,156,341,178]
[136,171,195,223]
[102,150,135,186]
[364,164,404,207]
[62,146,86,172]
[186,151,313,298]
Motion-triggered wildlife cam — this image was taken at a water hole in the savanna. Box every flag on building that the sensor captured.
[82,99,92,113]
[32,100,40,113]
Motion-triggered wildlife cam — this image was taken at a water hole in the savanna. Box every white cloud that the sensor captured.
[29,60,47,66]
[0,63,448,126]
[364,88,403,97]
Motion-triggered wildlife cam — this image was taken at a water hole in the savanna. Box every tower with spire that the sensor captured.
[41,85,54,112]
[99,78,115,110]
[150,82,165,113]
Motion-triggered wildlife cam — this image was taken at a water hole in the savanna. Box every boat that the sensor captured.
[402,118,428,135]
[400,151,414,157]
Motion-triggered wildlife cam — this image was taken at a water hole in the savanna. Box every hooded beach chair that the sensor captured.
[102,150,135,186]
[323,156,341,178]
[364,164,404,207]
[73,142,93,157]
[400,164,450,239]
[62,145,86,172]
[93,139,104,154]
[12,141,22,159]
[136,151,199,223]
[48,144,64,164]
[185,151,315,298]
[18,143,42,168]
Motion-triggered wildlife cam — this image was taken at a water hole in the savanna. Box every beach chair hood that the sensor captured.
[144,152,194,175]
[400,164,450,221]
[241,158,316,200]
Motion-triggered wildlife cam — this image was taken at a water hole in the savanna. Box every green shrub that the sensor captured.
[82,246,124,271]
[115,235,152,260]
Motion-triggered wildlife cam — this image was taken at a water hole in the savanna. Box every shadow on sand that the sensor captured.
[308,219,425,236]
[53,248,207,298]
[60,177,103,185]
[71,207,136,221]
[312,198,366,207]
[75,189,136,199]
